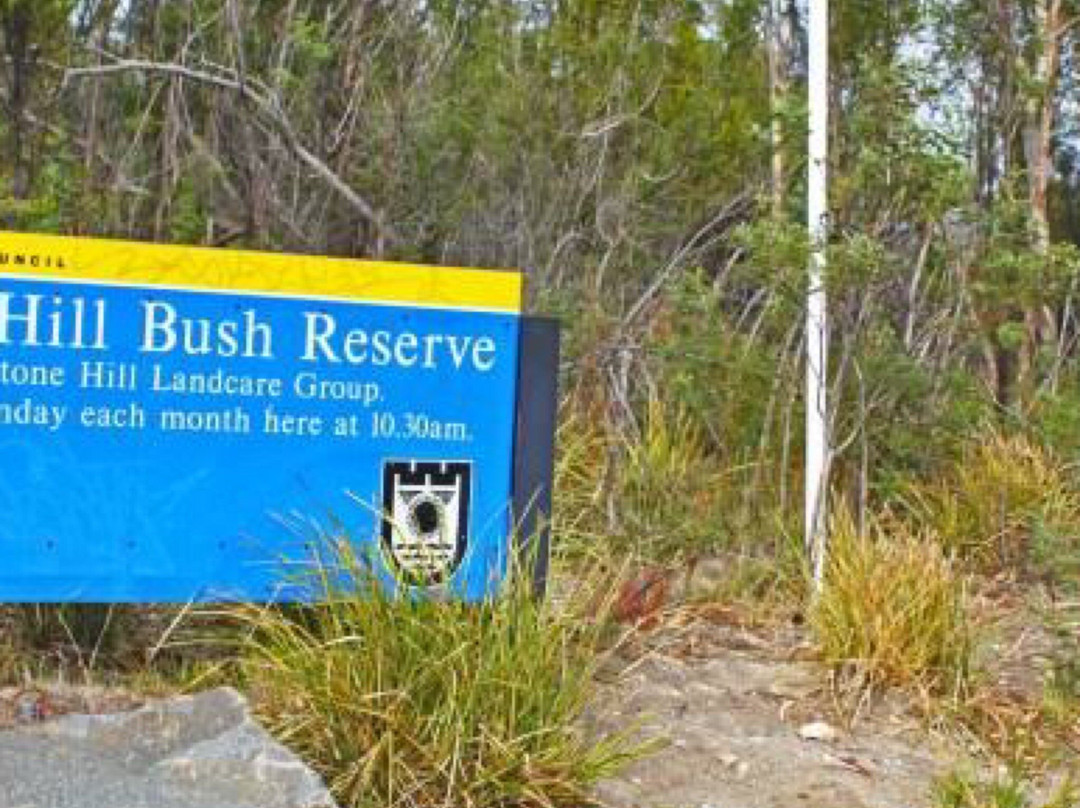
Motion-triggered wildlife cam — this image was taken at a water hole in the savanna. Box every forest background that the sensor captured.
[4,1,1080,807]
[3,0,1080,549]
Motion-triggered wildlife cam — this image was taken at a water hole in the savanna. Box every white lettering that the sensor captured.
[302,312,339,362]
[473,336,496,371]
[140,301,178,353]
[0,293,42,345]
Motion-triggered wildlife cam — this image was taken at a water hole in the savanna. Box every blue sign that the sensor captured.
[0,232,524,601]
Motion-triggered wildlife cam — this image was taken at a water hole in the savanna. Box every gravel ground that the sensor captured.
[587,618,950,808]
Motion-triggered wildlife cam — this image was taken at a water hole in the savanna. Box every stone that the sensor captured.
[798,720,840,743]
[0,687,337,808]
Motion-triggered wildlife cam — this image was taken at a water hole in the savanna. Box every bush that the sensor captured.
[0,604,143,679]
[234,547,638,808]
[554,392,742,563]
[811,507,974,694]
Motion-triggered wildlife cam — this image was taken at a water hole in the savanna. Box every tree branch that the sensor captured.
[63,56,395,248]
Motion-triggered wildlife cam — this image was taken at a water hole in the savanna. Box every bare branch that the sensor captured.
[63,56,395,248]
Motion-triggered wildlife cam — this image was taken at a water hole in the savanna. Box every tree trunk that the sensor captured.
[767,0,788,219]
[1018,0,1063,400]
[1,1,34,204]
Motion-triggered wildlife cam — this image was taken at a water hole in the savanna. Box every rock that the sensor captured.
[765,663,821,701]
[614,567,670,628]
[0,687,337,808]
[685,557,729,601]
[589,619,949,808]
[798,720,840,743]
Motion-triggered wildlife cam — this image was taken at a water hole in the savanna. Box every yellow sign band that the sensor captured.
[0,231,523,313]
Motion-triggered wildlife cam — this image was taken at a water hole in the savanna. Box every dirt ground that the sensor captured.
[580,565,1080,808]
[2,596,1077,808]
[587,616,959,808]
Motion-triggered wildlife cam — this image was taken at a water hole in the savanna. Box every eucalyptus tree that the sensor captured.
[0,0,73,209]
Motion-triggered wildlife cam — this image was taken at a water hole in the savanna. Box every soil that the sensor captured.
[587,614,956,808]
[0,683,145,729]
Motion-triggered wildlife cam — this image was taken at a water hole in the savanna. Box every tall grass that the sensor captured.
[900,430,1080,573]
[233,545,638,808]
[811,507,974,694]
[555,394,748,564]
[615,396,731,560]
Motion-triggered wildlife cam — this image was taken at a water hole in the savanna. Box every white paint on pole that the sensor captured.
[806,0,829,588]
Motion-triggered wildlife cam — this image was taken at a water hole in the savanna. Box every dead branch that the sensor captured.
[62,55,395,249]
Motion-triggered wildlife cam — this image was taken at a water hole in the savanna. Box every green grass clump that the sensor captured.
[233,548,638,808]
[933,768,1077,808]
[555,394,746,564]
[811,507,974,694]
[614,396,731,558]
[901,429,1080,574]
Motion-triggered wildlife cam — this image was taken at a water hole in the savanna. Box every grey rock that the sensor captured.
[0,687,337,808]
[797,720,840,743]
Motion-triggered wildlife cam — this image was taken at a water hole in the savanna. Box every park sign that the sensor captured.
[0,231,558,602]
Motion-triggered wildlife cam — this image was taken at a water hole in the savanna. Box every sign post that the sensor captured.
[806,0,830,589]
[0,231,553,602]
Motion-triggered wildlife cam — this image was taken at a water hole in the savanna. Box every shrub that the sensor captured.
[234,547,638,808]
[555,391,741,564]
[0,604,143,679]
[811,506,974,694]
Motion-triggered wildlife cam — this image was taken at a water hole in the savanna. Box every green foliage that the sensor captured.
[833,54,971,231]
[898,429,1080,574]
[1029,389,1080,463]
[934,769,1027,808]
[1043,650,1080,727]
[933,768,1078,808]
[610,395,734,560]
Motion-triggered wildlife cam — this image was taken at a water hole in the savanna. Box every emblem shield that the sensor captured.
[381,460,471,586]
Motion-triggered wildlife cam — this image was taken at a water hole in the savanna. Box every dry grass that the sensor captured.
[232,545,641,808]
[811,506,975,695]
[900,430,1080,573]
[556,394,749,564]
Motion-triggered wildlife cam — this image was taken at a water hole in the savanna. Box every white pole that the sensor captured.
[806,0,829,589]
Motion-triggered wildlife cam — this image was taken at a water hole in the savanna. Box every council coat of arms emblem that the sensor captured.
[381,460,471,586]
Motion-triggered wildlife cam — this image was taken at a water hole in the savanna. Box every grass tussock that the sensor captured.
[811,506,974,694]
[933,768,1078,808]
[233,548,638,808]
[555,394,751,564]
[615,397,728,558]
[901,429,1080,573]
